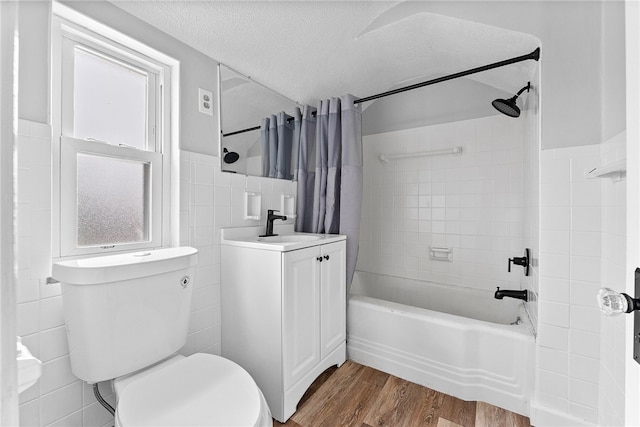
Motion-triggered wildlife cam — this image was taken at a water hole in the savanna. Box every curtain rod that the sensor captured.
[223,126,260,138]
[222,111,318,138]
[353,47,540,104]
[221,47,540,137]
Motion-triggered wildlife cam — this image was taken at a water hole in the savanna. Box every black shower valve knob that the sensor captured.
[508,249,531,276]
[508,256,527,271]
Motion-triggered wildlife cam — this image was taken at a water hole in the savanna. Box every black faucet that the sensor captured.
[259,209,287,237]
[494,287,528,302]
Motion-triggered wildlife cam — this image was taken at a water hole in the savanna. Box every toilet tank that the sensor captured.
[52,247,198,383]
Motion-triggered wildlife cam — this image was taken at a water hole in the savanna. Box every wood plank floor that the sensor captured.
[274,361,531,427]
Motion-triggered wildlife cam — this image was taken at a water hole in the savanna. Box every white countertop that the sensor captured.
[221,225,346,252]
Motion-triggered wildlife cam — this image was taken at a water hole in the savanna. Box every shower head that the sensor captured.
[492,96,520,118]
[492,82,531,118]
[223,148,239,164]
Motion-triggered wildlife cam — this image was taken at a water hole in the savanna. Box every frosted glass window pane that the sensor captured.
[77,154,149,246]
[74,48,147,149]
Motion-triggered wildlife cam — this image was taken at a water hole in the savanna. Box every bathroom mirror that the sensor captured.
[218,64,300,178]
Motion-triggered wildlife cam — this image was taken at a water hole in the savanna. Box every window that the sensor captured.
[76,154,149,246]
[72,46,150,149]
[53,11,174,257]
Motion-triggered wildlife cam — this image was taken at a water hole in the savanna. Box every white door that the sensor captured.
[626,1,640,424]
[320,241,346,359]
[282,246,321,389]
[0,2,19,425]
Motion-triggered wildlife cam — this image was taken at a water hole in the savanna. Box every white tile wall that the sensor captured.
[535,138,626,426]
[359,115,527,292]
[15,120,295,427]
[597,132,626,426]
[177,151,220,357]
[179,151,296,358]
[16,119,129,426]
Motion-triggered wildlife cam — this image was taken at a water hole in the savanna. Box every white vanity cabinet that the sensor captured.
[283,242,346,391]
[220,228,346,423]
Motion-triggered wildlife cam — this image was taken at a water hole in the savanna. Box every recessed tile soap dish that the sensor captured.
[245,191,262,220]
[281,194,296,218]
[430,246,453,262]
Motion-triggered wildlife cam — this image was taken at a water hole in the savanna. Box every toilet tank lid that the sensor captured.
[52,247,198,285]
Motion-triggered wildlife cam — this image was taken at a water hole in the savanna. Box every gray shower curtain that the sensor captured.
[260,109,301,179]
[295,106,317,231]
[260,117,270,177]
[295,94,363,286]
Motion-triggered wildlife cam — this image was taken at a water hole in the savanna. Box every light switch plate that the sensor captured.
[199,88,213,116]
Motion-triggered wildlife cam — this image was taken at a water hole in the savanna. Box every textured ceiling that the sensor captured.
[112,1,540,106]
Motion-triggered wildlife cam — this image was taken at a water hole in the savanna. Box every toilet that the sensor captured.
[53,247,271,426]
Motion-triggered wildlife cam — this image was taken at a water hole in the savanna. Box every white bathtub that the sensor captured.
[347,271,535,416]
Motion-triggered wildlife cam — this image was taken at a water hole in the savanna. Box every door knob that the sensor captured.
[599,268,640,365]
[598,287,640,316]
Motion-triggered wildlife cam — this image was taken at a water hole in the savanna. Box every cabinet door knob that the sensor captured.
[324,255,330,261]
[317,256,323,262]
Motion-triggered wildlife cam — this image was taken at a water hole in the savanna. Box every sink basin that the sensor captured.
[258,235,323,243]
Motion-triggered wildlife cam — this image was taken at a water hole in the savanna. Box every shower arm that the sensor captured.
[513,82,531,99]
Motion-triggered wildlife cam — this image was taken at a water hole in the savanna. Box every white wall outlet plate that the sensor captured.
[199,88,213,116]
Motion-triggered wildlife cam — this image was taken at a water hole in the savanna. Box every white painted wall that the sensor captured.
[601,0,627,144]
[360,1,625,150]
[362,78,513,136]
[20,1,627,153]
[17,1,50,125]
[17,0,219,156]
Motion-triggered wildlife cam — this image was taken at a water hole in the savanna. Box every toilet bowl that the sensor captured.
[114,353,271,427]
[52,247,272,426]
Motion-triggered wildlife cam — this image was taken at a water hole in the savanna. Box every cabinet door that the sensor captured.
[320,241,346,359]
[283,246,321,389]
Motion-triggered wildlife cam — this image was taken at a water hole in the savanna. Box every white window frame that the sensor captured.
[59,136,162,255]
[60,34,159,152]
[52,5,177,258]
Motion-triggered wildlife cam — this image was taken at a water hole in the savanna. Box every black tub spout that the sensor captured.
[495,287,528,302]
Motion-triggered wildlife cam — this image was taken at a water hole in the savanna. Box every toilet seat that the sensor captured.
[115,353,271,426]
